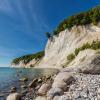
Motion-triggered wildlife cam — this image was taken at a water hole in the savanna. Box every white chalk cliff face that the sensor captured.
[12,58,41,68]
[13,23,100,69]
[36,23,100,69]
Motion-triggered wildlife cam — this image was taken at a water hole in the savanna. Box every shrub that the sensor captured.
[80,42,91,50]
[75,48,80,56]
[91,40,100,50]
[12,51,44,65]
[67,53,75,61]
[45,32,52,39]
[50,5,100,35]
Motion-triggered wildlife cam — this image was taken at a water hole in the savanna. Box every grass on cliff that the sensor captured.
[67,40,100,63]
[12,51,44,65]
[46,5,100,36]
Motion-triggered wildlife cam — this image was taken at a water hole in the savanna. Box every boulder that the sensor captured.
[52,72,75,90]
[19,77,28,82]
[35,96,46,100]
[80,55,100,74]
[10,86,17,92]
[97,88,100,100]
[47,87,63,100]
[53,96,60,100]
[0,93,5,97]
[53,95,69,100]
[38,83,51,95]
[21,85,27,89]
[6,93,21,100]
[21,89,28,96]
[28,78,38,88]
[67,50,100,75]
[38,78,43,83]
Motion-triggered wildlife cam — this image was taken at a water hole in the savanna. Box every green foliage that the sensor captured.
[67,40,100,63]
[12,51,44,65]
[75,48,80,56]
[49,5,100,35]
[45,32,51,39]
[91,40,100,50]
[80,42,91,50]
[67,53,75,61]
[75,43,91,56]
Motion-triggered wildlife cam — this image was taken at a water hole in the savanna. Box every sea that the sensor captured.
[0,67,58,99]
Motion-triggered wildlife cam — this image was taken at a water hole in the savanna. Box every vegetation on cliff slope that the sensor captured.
[48,5,100,36]
[67,40,100,63]
[12,51,44,65]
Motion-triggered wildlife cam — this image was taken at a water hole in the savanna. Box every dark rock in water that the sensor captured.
[21,89,28,96]
[19,77,28,82]
[7,93,21,100]
[28,78,38,88]
[0,93,5,97]
[21,85,27,89]
[10,86,17,93]
[46,75,51,80]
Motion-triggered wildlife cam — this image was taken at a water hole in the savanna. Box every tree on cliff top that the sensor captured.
[45,32,52,39]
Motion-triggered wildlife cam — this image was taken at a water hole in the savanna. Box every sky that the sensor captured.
[0,0,100,67]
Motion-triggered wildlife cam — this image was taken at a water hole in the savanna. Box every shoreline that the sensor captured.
[0,68,59,100]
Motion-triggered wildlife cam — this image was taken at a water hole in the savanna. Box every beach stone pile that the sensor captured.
[6,71,100,100]
[34,71,100,100]
[6,68,100,100]
[50,73,100,100]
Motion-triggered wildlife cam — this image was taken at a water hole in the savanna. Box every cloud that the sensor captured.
[0,0,14,13]
[0,0,51,67]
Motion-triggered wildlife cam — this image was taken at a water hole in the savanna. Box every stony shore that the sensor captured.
[5,74,56,100]
[4,69,100,100]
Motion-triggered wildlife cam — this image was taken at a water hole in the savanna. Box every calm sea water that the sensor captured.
[0,67,58,92]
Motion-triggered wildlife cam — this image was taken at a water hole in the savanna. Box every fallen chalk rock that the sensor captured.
[52,72,75,90]
[35,96,46,100]
[7,93,21,100]
[47,87,64,100]
[19,77,28,82]
[38,83,51,96]
[28,78,38,88]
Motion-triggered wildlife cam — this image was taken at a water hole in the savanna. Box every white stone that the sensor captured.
[13,24,100,68]
[6,93,21,100]
[47,87,63,100]
[38,83,51,95]
[35,96,46,100]
[52,72,74,90]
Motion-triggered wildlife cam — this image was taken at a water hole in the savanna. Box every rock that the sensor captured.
[38,78,43,83]
[7,93,21,100]
[10,86,17,92]
[53,96,60,100]
[19,77,28,82]
[38,83,51,96]
[35,96,46,100]
[0,93,5,97]
[21,89,28,96]
[47,87,64,100]
[53,95,71,100]
[35,85,41,90]
[21,85,27,89]
[77,55,100,75]
[52,72,75,90]
[97,88,100,100]
[46,75,51,80]
[28,78,38,88]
